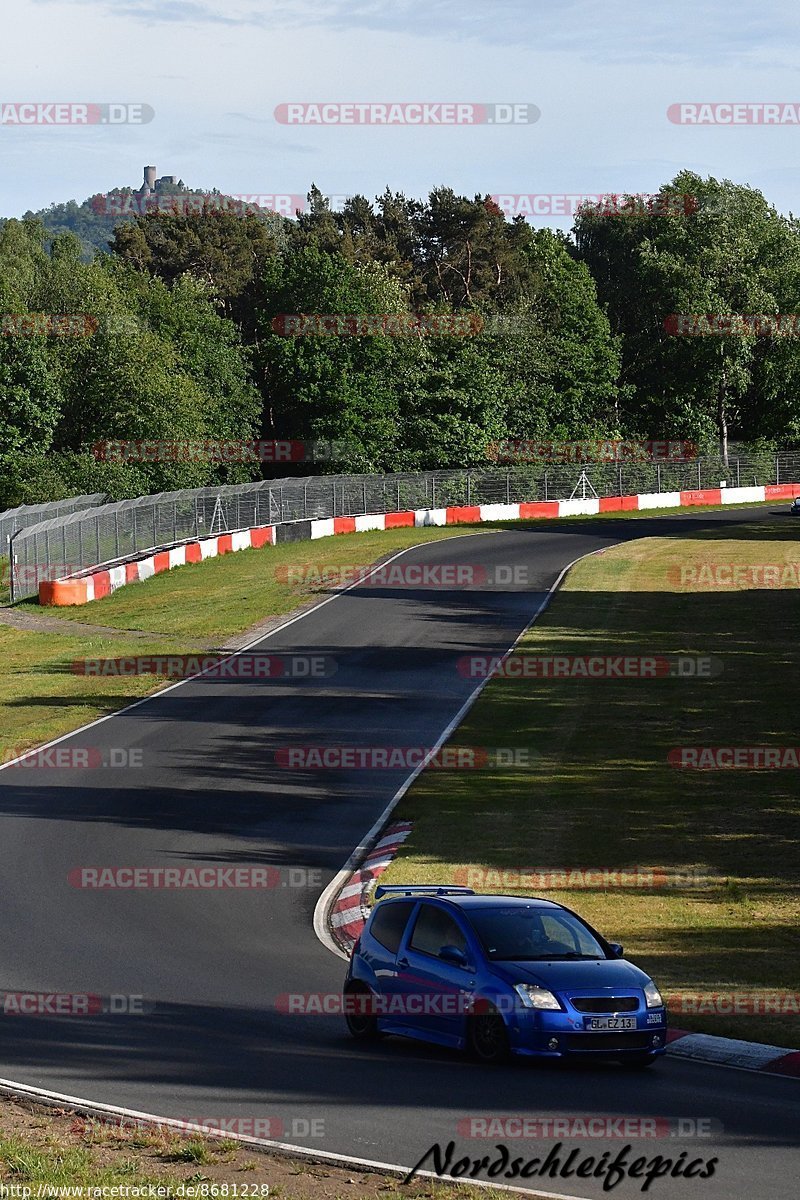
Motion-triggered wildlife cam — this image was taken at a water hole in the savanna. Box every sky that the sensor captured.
[2,0,800,227]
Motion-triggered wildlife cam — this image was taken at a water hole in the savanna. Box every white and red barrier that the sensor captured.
[38,483,800,606]
[39,527,276,606]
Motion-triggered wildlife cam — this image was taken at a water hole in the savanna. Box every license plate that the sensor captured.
[587,1016,637,1030]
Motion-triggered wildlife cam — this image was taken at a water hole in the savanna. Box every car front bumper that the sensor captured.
[505,1007,668,1058]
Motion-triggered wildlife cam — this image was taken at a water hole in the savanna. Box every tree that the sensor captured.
[574,173,800,457]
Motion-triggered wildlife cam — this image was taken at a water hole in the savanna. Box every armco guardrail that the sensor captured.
[8,454,800,602]
[0,494,106,560]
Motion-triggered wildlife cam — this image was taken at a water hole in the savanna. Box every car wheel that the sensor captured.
[343,982,383,1041]
[466,1006,511,1064]
[619,1053,658,1069]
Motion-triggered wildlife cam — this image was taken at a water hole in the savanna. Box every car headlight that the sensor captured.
[513,983,562,1011]
[645,982,664,1009]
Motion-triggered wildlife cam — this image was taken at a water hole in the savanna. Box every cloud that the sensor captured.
[39,0,799,66]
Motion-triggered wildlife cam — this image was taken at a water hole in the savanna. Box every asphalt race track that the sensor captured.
[0,509,798,1199]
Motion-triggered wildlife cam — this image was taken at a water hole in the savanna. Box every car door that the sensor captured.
[360,899,417,995]
[392,902,476,1043]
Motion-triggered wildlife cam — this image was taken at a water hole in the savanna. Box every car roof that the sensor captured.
[378,893,566,911]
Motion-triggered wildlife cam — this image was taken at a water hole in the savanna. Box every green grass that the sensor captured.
[381,518,800,1047]
[17,525,481,638]
[0,1124,512,1198]
[0,527,486,762]
[0,625,183,762]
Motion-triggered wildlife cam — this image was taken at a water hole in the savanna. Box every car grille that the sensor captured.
[570,996,638,1013]
[565,1032,652,1052]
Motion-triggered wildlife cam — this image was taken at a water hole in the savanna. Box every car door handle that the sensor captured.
[397,958,409,968]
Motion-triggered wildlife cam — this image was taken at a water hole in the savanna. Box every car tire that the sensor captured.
[343,982,383,1041]
[619,1053,658,1069]
[466,1006,511,1064]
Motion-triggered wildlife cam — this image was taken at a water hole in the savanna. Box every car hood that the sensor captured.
[490,957,651,991]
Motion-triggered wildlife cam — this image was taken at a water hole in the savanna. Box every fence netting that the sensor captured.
[8,453,800,601]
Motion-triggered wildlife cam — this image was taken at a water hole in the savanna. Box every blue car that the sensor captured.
[343,886,667,1066]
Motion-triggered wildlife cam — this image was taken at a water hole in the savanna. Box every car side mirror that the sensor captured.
[608,942,624,958]
[439,944,469,967]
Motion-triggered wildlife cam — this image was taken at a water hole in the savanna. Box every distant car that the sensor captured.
[791,497,800,515]
[343,886,667,1066]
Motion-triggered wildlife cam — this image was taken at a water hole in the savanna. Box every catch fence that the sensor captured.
[8,454,800,602]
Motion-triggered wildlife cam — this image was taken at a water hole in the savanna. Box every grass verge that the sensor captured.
[0,527,482,763]
[380,519,800,1047]
[0,1094,506,1198]
[15,526,480,639]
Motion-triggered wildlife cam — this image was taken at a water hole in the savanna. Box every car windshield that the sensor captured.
[466,906,608,961]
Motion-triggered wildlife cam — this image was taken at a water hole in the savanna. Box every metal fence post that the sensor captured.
[657,463,661,493]
[736,459,740,488]
[697,460,701,489]
[77,519,84,568]
[396,480,400,511]
[432,476,436,509]
[506,470,510,504]
[467,474,471,505]
[617,465,623,496]
[776,455,780,486]
[114,510,120,560]
[544,472,548,501]
[95,518,100,567]
[8,529,19,604]
[363,481,368,514]
[304,482,308,519]
[173,499,178,544]
[280,487,285,523]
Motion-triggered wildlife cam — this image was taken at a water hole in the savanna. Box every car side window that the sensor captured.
[409,904,468,958]
[369,901,415,954]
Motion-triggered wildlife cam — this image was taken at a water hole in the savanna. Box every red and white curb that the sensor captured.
[330,821,413,953]
[37,481,800,605]
[667,1028,800,1076]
